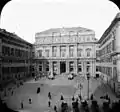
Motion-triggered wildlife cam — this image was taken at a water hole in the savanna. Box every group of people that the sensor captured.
[51,93,120,112]
[47,92,91,112]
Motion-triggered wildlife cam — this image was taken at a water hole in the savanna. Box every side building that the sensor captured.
[34,27,97,77]
[0,29,33,88]
[96,13,120,96]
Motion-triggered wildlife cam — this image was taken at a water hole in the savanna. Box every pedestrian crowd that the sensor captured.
[1,76,120,112]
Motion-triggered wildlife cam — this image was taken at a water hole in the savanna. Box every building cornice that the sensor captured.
[98,13,120,43]
[0,29,33,46]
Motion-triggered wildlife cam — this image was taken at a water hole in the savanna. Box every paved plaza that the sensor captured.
[1,75,119,112]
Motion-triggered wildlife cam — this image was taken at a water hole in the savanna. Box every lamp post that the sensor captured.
[86,73,90,100]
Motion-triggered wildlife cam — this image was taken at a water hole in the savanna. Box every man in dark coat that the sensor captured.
[48,92,51,99]
[37,87,40,94]
[54,105,57,112]
[21,101,23,109]
[60,95,64,101]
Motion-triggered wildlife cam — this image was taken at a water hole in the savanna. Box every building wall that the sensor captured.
[35,27,97,77]
[0,38,2,82]
[96,13,120,96]
[0,29,33,87]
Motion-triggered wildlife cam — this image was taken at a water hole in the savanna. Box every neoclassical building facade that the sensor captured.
[34,27,97,77]
[96,13,120,96]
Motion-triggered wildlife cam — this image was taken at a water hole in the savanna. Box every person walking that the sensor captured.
[48,92,51,99]
[54,105,57,112]
[29,98,32,104]
[37,87,40,94]
[48,100,51,107]
[90,94,94,100]
[20,101,23,109]
[60,95,64,101]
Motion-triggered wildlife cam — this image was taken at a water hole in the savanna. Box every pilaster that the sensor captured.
[74,60,78,74]
[66,61,69,74]
[49,61,53,77]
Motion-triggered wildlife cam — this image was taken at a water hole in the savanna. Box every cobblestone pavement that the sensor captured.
[1,75,119,112]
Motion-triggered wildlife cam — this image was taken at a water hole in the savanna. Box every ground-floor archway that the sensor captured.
[60,61,66,74]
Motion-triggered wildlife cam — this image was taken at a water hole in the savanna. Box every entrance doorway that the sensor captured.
[60,61,66,73]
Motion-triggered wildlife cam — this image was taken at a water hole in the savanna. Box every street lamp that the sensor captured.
[86,73,90,100]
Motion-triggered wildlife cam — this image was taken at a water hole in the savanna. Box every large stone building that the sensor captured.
[96,13,120,96]
[34,27,98,77]
[0,29,34,88]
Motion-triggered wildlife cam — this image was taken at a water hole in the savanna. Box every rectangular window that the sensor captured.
[87,51,90,57]
[37,50,42,57]
[10,48,14,56]
[45,49,49,57]
[77,48,82,57]
[87,37,90,41]
[52,46,57,57]
[69,46,74,57]
[60,46,66,57]
[2,46,6,56]
[15,49,19,57]
[86,48,91,57]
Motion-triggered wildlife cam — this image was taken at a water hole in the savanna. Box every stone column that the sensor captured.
[84,61,86,76]
[49,61,53,77]
[66,61,69,74]
[43,61,46,73]
[115,21,120,82]
[74,60,78,74]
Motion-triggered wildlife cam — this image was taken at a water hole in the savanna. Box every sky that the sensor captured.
[0,0,119,43]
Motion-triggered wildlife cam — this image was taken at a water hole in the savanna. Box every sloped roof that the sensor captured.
[0,29,32,46]
[98,13,120,43]
[36,27,94,36]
